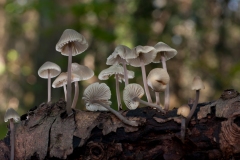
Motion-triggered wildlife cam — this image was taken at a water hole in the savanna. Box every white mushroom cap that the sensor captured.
[71,63,94,80]
[56,29,88,56]
[127,45,157,67]
[191,76,205,90]
[147,68,170,92]
[177,105,190,118]
[123,83,144,110]
[82,82,111,111]
[52,72,80,88]
[4,108,20,122]
[117,70,134,83]
[153,42,177,63]
[38,61,61,79]
[106,45,137,65]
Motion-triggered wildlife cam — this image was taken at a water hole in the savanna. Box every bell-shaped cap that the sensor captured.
[56,29,88,56]
[147,68,170,92]
[191,76,205,90]
[123,83,144,110]
[52,72,80,88]
[4,108,20,122]
[106,45,137,65]
[177,105,190,118]
[127,45,157,67]
[71,63,94,81]
[38,61,61,79]
[82,82,111,111]
[153,42,177,63]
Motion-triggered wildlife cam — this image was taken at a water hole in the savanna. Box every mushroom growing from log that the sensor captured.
[4,108,20,160]
[147,68,170,106]
[38,61,61,102]
[186,76,205,125]
[153,42,177,111]
[98,64,134,110]
[127,46,157,103]
[82,82,138,126]
[56,29,88,115]
[177,105,190,141]
[123,83,166,113]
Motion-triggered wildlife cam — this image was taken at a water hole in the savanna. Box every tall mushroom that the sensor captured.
[98,64,134,110]
[4,108,20,160]
[56,29,88,115]
[82,82,138,126]
[123,83,166,113]
[71,63,94,109]
[177,105,190,141]
[153,42,177,111]
[127,46,157,103]
[38,61,61,102]
[186,76,205,125]
[106,45,137,86]
[147,68,170,105]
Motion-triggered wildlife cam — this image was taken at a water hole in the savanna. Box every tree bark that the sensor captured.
[1,89,240,160]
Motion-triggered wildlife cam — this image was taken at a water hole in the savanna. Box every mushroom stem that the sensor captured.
[48,69,51,102]
[161,55,170,111]
[66,46,73,115]
[63,85,67,101]
[115,74,122,110]
[133,97,166,114]
[181,117,186,141]
[122,61,129,86]
[186,90,200,125]
[140,60,152,103]
[155,92,160,105]
[71,82,79,109]
[9,118,14,160]
[97,101,138,127]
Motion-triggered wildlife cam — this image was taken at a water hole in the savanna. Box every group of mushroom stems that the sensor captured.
[4,29,205,159]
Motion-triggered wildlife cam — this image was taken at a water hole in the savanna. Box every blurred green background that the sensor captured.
[1,0,240,138]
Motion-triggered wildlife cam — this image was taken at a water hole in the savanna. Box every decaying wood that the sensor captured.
[1,89,240,160]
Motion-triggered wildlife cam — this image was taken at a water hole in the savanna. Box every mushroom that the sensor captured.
[56,29,88,115]
[123,83,166,113]
[153,42,177,111]
[106,45,137,86]
[83,82,138,126]
[147,68,170,106]
[71,63,94,109]
[177,105,190,141]
[186,76,205,125]
[98,64,134,110]
[4,108,20,160]
[127,46,157,103]
[38,61,61,102]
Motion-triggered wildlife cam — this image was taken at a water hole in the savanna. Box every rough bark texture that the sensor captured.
[1,89,240,160]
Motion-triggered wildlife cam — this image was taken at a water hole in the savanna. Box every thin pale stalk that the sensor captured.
[140,60,152,103]
[181,117,186,141]
[122,61,129,86]
[97,101,138,127]
[63,85,67,101]
[66,46,73,115]
[186,90,200,125]
[115,74,122,110]
[10,119,14,160]
[48,69,51,102]
[71,82,79,109]
[133,97,166,114]
[161,56,170,111]
[155,92,160,105]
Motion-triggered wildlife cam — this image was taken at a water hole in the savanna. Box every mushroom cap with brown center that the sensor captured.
[71,63,94,81]
[38,61,61,79]
[147,68,170,92]
[177,105,190,118]
[153,42,177,63]
[4,108,20,122]
[56,29,88,56]
[191,76,205,90]
[52,72,81,88]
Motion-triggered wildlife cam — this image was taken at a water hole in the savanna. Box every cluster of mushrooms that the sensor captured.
[4,29,205,159]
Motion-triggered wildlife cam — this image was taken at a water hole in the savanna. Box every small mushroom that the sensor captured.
[123,83,166,113]
[4,108,20,160]
[71,63,94,109]
[38,61,61,102]
[82,82,138,126]
[147,68,170,106]
[127,46,157,103]
[56,29,88,115]
[177,105,190,141]
[98,64,134,110]
[186,76,205,125]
